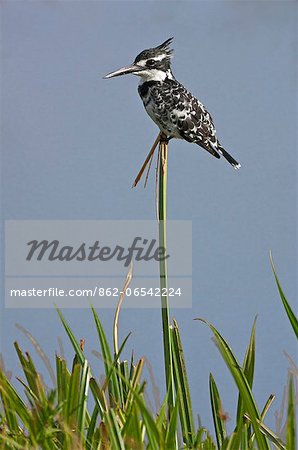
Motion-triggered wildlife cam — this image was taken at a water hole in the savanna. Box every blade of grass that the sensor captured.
[270,252,298,339]
[113,263,133,357]
[244,414,286,450]
[155,390,169,432]
[171,318,195,446]
[165,394,180,449]
[247,394,276,449]
[261,394,275,420]
[89,378,108,415]
[120,360,129,403]
[85,406,99,450]
[196,318,270,450]
[209,373,227,448]
[91,305,121,406]
[286,375,296,450]
[56,355,70,411]
[235,317,257,445]
[66,362,81,429]
[56,307,85,366]
[14,342,47,408]
[77,359,90,437]
[248,394,275,448]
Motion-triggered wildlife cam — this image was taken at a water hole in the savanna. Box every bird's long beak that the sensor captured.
[103,63,143,79]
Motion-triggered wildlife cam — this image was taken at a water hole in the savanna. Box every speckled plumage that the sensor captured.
[138,77,221,159]
[104,38,240,169]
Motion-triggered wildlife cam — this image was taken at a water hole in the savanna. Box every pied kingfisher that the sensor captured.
[104,38,240,169]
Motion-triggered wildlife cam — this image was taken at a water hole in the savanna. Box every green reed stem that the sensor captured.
[158,138,175,415]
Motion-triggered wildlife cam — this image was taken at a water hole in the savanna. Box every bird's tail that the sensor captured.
[218,146,241,170]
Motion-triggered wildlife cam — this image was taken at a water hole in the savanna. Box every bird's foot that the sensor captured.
[132,132,162,188]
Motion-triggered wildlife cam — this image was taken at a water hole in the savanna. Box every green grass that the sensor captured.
[0,260,296,449]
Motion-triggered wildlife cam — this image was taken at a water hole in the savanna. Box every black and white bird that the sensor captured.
[104,38,240,169]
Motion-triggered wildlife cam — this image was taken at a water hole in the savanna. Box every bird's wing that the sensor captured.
[162,81,221,158]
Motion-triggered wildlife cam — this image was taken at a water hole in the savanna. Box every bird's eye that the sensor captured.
[146,59,156,67]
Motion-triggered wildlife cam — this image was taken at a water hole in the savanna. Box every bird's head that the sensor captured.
[103,38,174,82]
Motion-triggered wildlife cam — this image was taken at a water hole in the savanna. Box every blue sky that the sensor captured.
[1,0,297,434]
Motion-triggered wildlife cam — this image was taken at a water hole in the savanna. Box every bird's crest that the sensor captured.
[156,37,174,57]
[134,37,174,64]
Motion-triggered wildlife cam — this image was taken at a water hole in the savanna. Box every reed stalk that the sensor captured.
[158,137,175,415]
